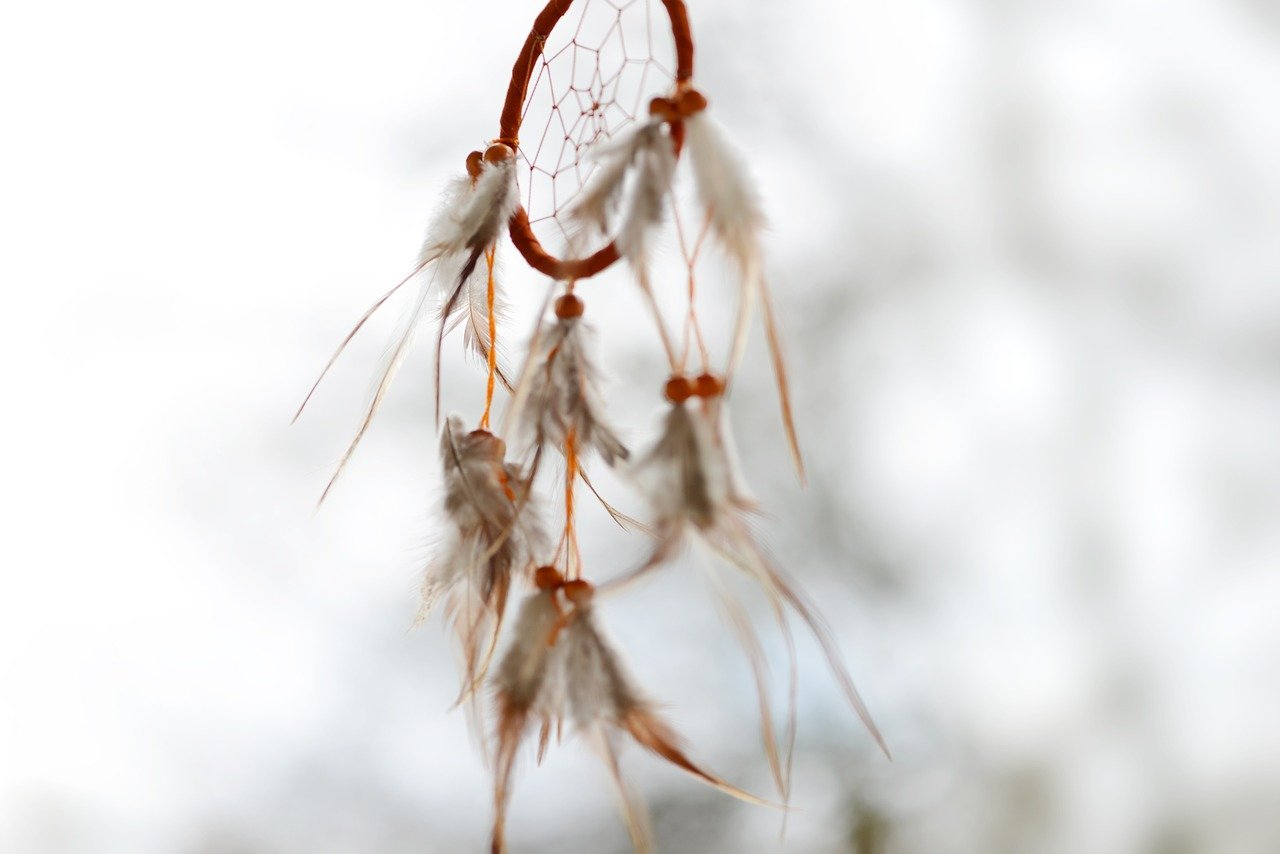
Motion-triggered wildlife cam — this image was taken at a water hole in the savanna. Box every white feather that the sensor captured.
[571,119,661,235]
[684,112,765,272]
[616,126,677,276]
[423,155,519,261]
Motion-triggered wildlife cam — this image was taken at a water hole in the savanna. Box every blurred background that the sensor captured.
[3,0,1280,851]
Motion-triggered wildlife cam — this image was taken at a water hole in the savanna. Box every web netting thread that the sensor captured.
[516,0,676,254]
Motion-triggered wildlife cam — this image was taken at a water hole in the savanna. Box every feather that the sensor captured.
[684,111,805,482]
[684,113,765,274]
[488,579,773,851]
[616,124,678,276]
[433,152,519,424]
[707,567,786,800]
[418,417,550,701]
[628,395,887,758]
[491,587,565,854]
[512,313,629,466]
[571,121,680,368]
[594,729,655,854]
[308,151,519,503]
[441,245,514,391]
[558,598,775,807]
[424,155,519,260]
[571,119,660,235]
[316,258,446,506]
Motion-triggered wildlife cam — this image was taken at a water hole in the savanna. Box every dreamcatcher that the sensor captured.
[297,2,887,850]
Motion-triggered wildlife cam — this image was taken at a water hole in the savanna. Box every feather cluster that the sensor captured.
[418,146,520,275]
[300,145,521,503]
[629,381,756,573]
[509,295,628,467]
[418,416,549,697]
[491,574,766,854]
[571,118,675,256]
[430,149,519,390]
[628,380,889,774]
[570,119,679,362]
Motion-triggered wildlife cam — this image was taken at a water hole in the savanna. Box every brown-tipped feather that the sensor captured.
[760,282,806,485]
[490,704,525,854]
[622,708,779,808]
[535,719,554,765]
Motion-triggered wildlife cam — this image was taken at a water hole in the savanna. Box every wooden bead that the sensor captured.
[693,372,724,398]
[554,293,584,319]
[534,566,564,590]
[664,375,694,404]
[562,579,595,605]
[484,142,515,163]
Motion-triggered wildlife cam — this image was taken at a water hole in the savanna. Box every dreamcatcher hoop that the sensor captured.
[498,0,696,281]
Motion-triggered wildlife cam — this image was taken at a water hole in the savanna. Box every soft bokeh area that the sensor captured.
[4,0,1279,851]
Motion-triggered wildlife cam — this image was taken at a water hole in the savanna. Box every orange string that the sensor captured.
[563,427,580,580]
[479,247,498,430]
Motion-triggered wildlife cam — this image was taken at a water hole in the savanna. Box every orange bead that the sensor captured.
[484,142,515,163]
[562,579,595,606]
[664,375,694,404]
[648,96,677,122]
[677,88,708,117]
[465,150,484,179]
[554,293,584,319]
[534,566,565,590]
[693,372,724,398]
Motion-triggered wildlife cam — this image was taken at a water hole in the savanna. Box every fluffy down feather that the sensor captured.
[417,416,550,702]
[511,315,628,466]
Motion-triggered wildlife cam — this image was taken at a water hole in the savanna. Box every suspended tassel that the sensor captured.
[570,118,680,368]
[299,144,520,504]
[510,293,628,466]
[624,374,889,760]
[490,573,770,853]
[417,416,550,704]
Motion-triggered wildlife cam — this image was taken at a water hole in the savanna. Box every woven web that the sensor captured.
[517,0,676,253]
